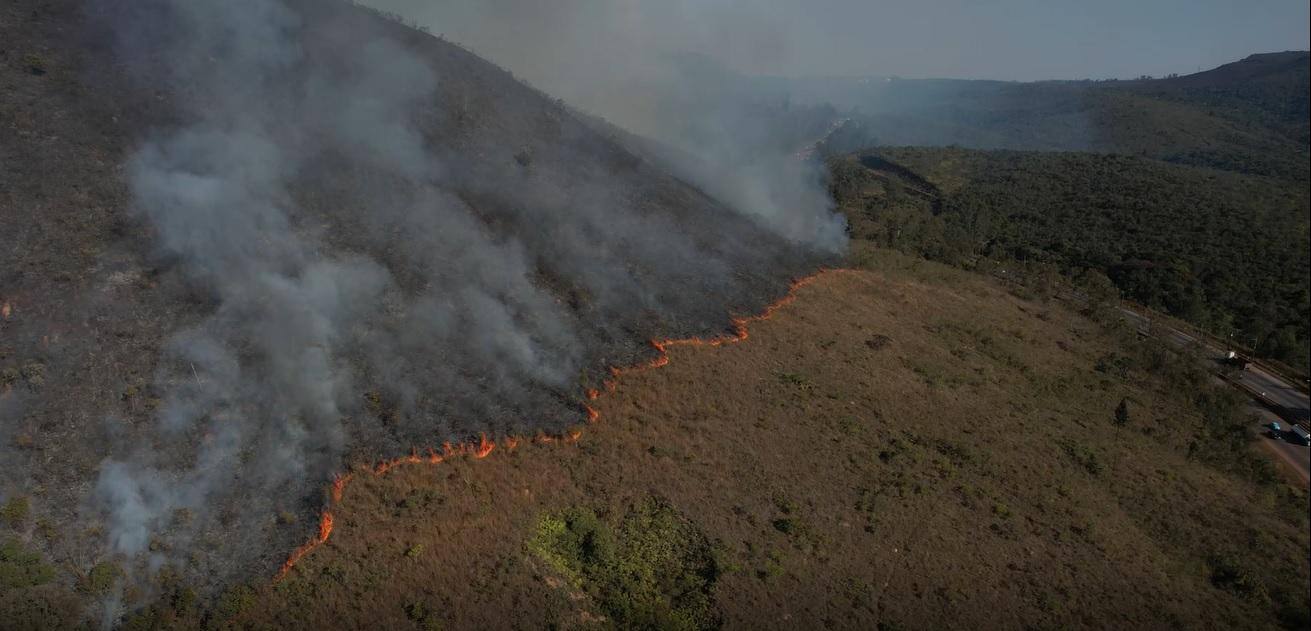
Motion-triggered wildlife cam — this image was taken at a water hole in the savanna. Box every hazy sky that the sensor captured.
[782,0,1311,80]
[374,0,1310,81]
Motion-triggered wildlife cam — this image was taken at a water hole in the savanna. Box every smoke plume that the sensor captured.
[81,0,836,599]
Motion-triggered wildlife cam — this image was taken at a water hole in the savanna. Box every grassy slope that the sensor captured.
[98,249,1306,629]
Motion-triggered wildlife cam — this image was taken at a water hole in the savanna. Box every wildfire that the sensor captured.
[275,511,334,581]
[580,270,834,400]
[273,268,841,580]
[1,301,10,319]
[330,474,351,503]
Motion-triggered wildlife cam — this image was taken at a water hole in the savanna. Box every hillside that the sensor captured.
[815,53,1310,181]
[829,148,1311,373]
[45,250,1304,629]
[1122,52,1310,144]
[0,0,833,605]
[2,1,1308,628]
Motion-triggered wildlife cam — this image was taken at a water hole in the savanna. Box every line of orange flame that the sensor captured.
[273,268,840,581]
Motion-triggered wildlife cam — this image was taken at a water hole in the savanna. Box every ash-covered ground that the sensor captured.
[0,0,842,602]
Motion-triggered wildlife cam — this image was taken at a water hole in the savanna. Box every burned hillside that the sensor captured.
[0,0,840,601]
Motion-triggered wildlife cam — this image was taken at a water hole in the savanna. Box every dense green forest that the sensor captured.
[829,148,1311,371]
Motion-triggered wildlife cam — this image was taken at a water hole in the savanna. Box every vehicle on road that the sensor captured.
[1290,424,1311,447]
[1268,421,1284,439]
[1224,350,1252,371]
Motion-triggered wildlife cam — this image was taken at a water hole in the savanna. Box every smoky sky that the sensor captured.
[368,0,1310,83]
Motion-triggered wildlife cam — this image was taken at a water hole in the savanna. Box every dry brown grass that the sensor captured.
[187,251,1308,630]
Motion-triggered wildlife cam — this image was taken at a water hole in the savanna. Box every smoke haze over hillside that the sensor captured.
[365,0,851,251]
[31,0,832,609]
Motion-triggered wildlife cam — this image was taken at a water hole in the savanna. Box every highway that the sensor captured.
[1253,406,1311,484]
[1117,306,1310,483]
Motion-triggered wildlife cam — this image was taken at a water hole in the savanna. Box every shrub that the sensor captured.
[1207,555,1270,603]
[0,538,55,589]
[83,561,121,594]
[19,363,44,388]
[213,583,257,620]
[527,499,720,630]
[1058,439,1104,475]
[404,600,442,629]
[759,550,785,582]
[775,371,814,392]
[1,496,30,529]
[772,495,799,515]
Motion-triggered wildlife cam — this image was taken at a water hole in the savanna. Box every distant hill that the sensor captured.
[1120,52,1310,145]
[814,52,1310,180]
[1143,51,1308,91]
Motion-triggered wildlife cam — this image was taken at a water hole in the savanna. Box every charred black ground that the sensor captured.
[0,0,836,596]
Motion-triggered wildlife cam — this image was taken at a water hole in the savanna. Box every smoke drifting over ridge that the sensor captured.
[70,0,833,594]
[366,0,850,252]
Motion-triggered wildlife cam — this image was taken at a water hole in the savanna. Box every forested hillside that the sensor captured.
[829,148,1311,371]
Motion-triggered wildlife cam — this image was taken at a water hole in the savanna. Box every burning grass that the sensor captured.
[178,254,1302,630]
[21,251,1310,629]
[272,269,846,582]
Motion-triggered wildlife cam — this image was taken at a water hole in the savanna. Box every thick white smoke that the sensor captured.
[90,0,577,571]
[85,0,835,603]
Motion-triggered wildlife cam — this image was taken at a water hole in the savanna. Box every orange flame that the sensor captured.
[275,510,334,581]
[330,474,352,503]
[474,433,495,459]
[272,268,841,580]
[1,302,10,320]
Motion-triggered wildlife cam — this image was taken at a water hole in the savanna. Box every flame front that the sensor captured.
[273,268,840,579]
[275,510,334,581]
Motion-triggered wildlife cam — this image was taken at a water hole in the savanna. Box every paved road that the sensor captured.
[1230,364,1311,423]
[1117,306,1310,483]
[1246,404,1311,484]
